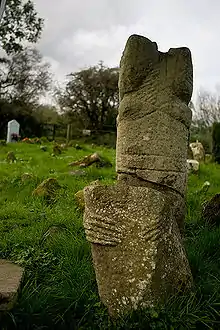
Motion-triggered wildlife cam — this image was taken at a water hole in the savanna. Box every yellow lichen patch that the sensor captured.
[32,178,61,200]
[75,190,85,210]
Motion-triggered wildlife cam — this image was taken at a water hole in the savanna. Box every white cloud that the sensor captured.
[34,0,220,103]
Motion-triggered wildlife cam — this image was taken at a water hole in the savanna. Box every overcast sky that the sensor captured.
[35,0,220,102]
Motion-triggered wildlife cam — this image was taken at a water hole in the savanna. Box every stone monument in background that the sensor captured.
[83,34,193,317]
[7,119,20,143]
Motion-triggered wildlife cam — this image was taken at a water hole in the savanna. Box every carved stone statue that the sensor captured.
[83,34,193,317]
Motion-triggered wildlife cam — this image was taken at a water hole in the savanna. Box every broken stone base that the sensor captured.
[83,182,193,317]
[0,259,24,312]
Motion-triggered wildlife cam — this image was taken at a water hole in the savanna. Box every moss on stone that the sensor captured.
[32,178,61,200]
[6,151,16,163]
[75,190,85,210]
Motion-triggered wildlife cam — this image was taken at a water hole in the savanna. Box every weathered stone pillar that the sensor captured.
[0,259,24,313]
[83,34,193,317]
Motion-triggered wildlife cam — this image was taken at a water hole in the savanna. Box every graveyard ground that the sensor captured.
[0,142,220,329]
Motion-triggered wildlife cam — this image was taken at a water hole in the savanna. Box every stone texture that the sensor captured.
[75,190,85,210]
[21,173,33,182]
[83,34,193,317]
[69,153,112,168]
[116,35,192,197]
[32,178,60,199]
[189,141,205,162]
[6,151,16,163]
[7,120,20,143]
[74,144,82,150]
[75,181,100,210]
[187,159,199,173]
[84,183,192,315]
[0,259,24,311]
[40,145,47,152]
[53,144,62,155]
[69,170,86,176]
[69,153,101,167]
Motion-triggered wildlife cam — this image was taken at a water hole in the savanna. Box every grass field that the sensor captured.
[0,142,220,329]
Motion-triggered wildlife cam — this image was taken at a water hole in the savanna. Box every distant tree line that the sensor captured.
[0,1,119,145]
[190,89,220,153]
[55,61,119,132]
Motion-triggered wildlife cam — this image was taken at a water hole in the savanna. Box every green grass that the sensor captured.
[0,143,220,329]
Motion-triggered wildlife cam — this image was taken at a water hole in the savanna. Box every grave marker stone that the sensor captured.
[83,34,193,317]
[7,120,20,143]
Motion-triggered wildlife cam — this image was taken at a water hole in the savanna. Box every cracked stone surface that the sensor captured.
[189,141,205,162]
[0,259,24,312]
[83,34,193,317]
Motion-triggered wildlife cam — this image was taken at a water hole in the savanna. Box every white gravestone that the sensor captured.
[7,120,20,143]
[82,129,91,136]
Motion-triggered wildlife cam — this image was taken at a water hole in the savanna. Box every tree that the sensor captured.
[0,47,52,103]
[0,0,43,54]
[0,98,40,138]
[0,47,54,139]
[193,89,220,128]
[189,89,220,153]
[34,104,59,125]
[56,62,119,131]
